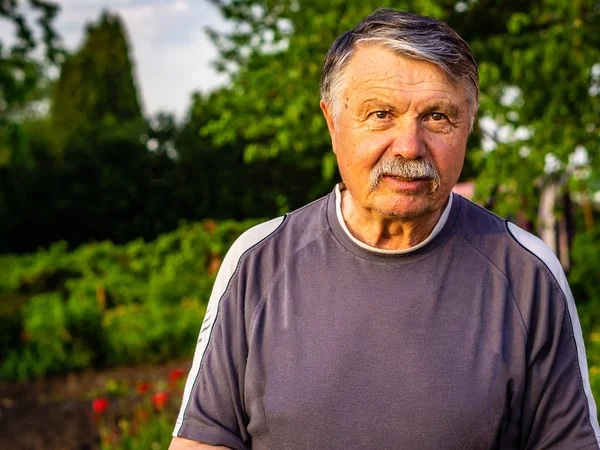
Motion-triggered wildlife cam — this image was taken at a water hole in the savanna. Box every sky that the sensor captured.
[7,0,230,119]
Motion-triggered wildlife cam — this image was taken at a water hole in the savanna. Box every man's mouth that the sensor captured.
[385,175,428,182]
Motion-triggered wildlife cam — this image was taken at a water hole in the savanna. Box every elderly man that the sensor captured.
[170,9,600,450]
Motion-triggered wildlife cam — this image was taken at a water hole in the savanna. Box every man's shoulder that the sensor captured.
[219,193,331,277]
[227,216,287,260]
[244,193,329,247]
[453,194,507,237]
[453,195,565,291]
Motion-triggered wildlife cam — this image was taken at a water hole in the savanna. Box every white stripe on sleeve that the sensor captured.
[173,216,285,436]
[507,222,600,443]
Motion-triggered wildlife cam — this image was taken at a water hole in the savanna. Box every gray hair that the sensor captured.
[369,157,440,194]
[320,9,479,131]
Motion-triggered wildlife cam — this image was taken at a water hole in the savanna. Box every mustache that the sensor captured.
[369,157,440,193]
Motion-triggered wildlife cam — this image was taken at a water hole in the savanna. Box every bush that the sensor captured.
[571,229,600,336]
[0,218,260,380]
[102,300,205,366]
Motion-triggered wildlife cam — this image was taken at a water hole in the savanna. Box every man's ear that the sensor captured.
[320,100,336,152]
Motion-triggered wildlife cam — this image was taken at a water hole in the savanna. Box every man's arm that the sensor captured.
[169,436,231,450]
[171,218,285,448]
[507,223,600,448]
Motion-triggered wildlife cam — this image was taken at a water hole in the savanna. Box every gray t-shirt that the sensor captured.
[173,187,600,449]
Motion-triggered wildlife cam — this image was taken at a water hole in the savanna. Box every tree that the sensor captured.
[203,0,600,231]
[460,0,600,226]
[0,0,63,167]
[0,10,165,252]
[176,90,322,219]
[50,10,144,153]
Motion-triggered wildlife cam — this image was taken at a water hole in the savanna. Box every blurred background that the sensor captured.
[0,0,599,448]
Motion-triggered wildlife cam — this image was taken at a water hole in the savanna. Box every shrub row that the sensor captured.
[0,219,261,380]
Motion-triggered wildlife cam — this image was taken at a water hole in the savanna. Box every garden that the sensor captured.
[1,0,599,448]
[0,219,258,449]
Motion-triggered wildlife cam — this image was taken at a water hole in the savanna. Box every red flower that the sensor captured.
[169,369,185,384]
[152,392,169,411]
[136,382,150,394]
[92,397,109,413]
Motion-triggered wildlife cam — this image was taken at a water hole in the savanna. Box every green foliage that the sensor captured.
[50,10,143,153]
[570,225,600,409]
[0,0,63,167]
[571,228,600,334]
[102,301,206,367]
[0,218,260,380]
[176,91,325,219]
[0,9,163,253]
[0,89,308,253]
[461,0,600,221]
[100,410,175,450]
[583,331,600,408]
[0,120,177,252]
[0,291,26,362]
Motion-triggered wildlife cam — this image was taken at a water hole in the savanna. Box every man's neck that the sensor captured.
[339,189,449,251]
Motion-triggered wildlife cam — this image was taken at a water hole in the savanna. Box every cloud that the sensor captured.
[132,18,229,118]
[173,0,190,12]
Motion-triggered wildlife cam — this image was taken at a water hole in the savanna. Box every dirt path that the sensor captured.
[0,359,192,450]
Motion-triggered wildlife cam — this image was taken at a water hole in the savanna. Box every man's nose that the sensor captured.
[388,121,426,160]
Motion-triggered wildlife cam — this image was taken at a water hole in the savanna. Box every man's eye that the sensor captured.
[374,111,389,119]
[430,112,447,121]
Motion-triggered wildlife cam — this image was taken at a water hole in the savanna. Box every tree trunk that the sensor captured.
[538,181,558,255]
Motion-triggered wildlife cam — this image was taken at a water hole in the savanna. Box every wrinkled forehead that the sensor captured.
[343,44,467,97]
[332,44,471,122]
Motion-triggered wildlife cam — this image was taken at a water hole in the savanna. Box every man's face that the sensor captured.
[321,45,471,220]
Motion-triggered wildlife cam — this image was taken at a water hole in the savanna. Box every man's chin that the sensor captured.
[371,194,443,220]
[374,207,434,220]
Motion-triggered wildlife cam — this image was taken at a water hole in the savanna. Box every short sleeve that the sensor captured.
[172,217,284,449]
[521,295,600,449]
[507,223,600,448]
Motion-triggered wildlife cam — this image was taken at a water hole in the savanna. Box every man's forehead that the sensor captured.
[343,45,468,105]
[347,45,454,85]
